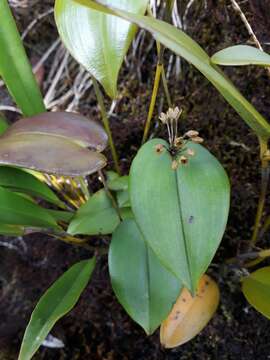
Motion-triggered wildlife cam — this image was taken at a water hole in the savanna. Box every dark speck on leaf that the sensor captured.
[188,215,194,224]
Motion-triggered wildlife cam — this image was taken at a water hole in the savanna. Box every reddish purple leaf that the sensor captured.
[4,111,108,151]
[0,134,106,176]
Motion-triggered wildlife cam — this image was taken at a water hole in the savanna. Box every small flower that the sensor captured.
[191,136,204,144]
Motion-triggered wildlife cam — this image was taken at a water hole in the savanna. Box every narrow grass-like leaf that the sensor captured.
[211,45,270,67]
[0,115,8,135]
[19,258,96,360]
[0,186,59,229]
[0,223,24,236]
[109,219,182,334]
[47,210,74,223]
[74,0,270,140]
[55,0,148,98]
[242,266,270,319]
[0,166,62,206]
[130,139,230,292]
[0,0,45,116]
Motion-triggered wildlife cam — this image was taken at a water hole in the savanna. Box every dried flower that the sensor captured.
[155,144,164,154]
[179,155,188,164]
[185,130,199,138]
[174,137,183,147]
[159,112,167,124]
[167,106,182,121]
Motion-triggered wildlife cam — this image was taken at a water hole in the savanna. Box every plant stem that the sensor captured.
[92,76,121,174]
[251,138,270,245]
[161,64,172,107]
[52,233,108,254]
[142,2,174,143]
[77,177,90,200]
[142,62,162,143]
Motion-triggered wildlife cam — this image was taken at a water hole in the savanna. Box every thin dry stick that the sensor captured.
[44,51,69,106]
[230,0,270,245]
[230,0,270,76]
[92,77,121,175]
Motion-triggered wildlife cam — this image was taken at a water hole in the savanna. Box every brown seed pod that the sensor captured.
[160,274,220,348]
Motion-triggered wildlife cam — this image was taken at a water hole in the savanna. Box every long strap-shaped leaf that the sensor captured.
[74,0,270,140]
[19,258,96,360]
[0,0,45,116]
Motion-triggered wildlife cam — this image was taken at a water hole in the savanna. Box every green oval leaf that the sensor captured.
[0,133,107,176]
[109,219,182,334]
[54,0,148,98]
[68,189,120,235]
[0,0,45,116]
[0,166,62,206]
[107,175,129,191]
[74,0,270,140]
[5,112,108,151]
[0,186,59,229]
[211,45,270,67]
[130,139,230,292]
[19,258,96,360]
[242,266,270,319]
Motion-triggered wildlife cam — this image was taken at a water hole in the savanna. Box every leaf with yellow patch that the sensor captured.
[160,274,220,348]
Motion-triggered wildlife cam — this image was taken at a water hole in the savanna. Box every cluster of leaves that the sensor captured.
[1,0,270,359]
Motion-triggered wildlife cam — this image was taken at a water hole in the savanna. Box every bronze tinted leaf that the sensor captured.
[160,274,220,348]
[4,111,108,151]
[0,134,106,176]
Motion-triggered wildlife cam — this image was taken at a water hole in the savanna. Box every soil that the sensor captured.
[1,0,270,359]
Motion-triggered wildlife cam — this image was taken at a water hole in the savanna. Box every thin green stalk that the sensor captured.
[142,3,174,143]
[92,76,121,174]
[161,64,172,107]
[251,138,270,245]
[77,177,90,200]
[258,214,270,241]
[142,63,162,143]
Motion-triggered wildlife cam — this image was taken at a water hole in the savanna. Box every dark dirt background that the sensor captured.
[1,0,270,359]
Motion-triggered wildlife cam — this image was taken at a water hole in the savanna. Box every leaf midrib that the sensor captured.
[175,169,192,291]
